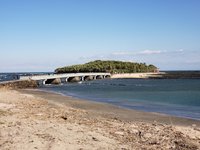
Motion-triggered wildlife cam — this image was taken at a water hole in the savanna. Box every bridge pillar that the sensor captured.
[81,76,84,81]
[43,79,47,85]
[35,80,45,86]
[60,78,67,83]
[94,76,97,80]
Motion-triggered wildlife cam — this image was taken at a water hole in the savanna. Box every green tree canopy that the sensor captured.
[55,60,158,74]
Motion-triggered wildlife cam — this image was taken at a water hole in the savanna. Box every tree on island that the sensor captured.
[55,60,158,74]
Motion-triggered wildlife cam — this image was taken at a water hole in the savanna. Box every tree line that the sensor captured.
[55,60,158,74]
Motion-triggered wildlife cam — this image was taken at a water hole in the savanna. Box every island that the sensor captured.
[55,60,158,74]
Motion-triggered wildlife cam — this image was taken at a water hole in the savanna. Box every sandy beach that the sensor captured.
[0,88,200,150]
[111,73,165,79]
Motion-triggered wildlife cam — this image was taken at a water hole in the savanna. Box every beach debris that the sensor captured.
[114,131,124,136]
[148,139,159,145]
[92,137,98,141]
[61,115,68,120]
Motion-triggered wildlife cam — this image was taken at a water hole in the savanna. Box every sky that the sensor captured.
[0,0,200,72]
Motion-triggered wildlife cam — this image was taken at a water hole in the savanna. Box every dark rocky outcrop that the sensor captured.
[45,78,61,85]
[68,76,81,82]
[149,71,200,79]
[0,80,38,89]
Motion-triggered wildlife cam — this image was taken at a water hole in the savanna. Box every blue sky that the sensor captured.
[0,0,200,72]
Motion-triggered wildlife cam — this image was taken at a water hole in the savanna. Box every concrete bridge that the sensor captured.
[19,73,111,85]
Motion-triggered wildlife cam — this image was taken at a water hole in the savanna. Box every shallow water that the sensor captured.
[40,78,200,120]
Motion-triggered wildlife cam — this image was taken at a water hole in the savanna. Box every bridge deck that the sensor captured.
[19,73,111,81]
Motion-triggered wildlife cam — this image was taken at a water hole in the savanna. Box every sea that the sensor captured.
[1,72,200,120]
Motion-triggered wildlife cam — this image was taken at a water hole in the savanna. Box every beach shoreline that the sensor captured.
[111,72,165,79]
[19,88,200,127]
[1,88,200,149]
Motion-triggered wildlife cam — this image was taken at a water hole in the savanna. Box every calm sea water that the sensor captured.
[40,78,200,120]
[1,73,200,120]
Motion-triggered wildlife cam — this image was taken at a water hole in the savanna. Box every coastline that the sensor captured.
[20,89,200,127]
[111,72,165,79]
[1,88,200,149]
[111,71,200,79]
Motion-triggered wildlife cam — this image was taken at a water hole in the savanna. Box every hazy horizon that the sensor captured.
[1,67,200,73]
[1,0,200,72]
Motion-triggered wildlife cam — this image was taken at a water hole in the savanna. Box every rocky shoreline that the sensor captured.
[0,80,38,89]
[156,71,200,79]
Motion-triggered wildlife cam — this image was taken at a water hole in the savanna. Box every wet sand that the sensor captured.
[20,89,200,127]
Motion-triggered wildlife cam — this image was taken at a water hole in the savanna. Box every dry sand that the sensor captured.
[111,73,165,79]
[0,89,200,150]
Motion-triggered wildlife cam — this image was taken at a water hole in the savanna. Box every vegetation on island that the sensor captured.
[55,60,158,74]
[55,60,157,74]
